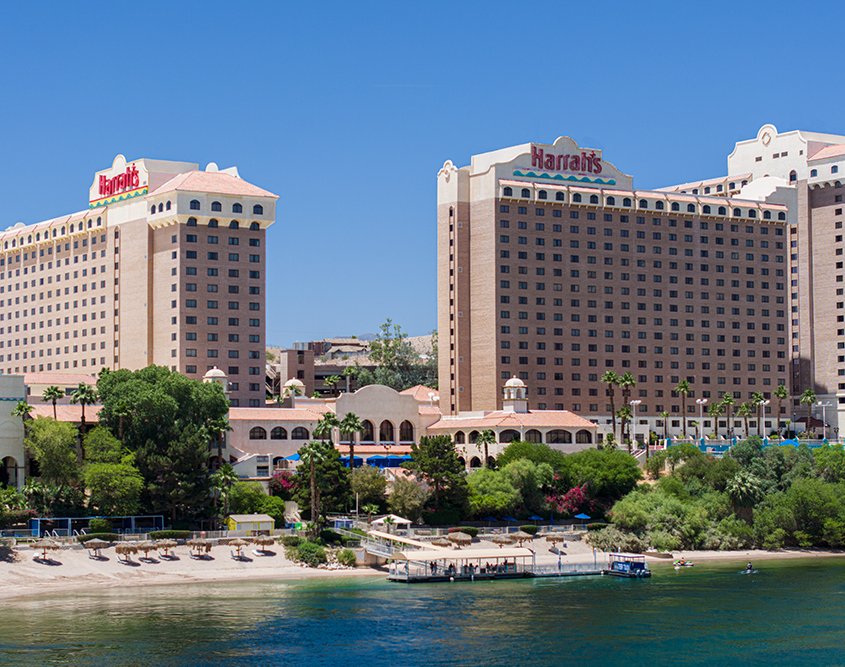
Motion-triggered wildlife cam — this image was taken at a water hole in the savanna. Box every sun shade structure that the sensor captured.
[32,539,60,560]
[229,538,249,557]
[430,538,452,548]
[391,547,534,562]
[511,530,534,546]
[83,538,110,557]
[491,534,515,548]
[544,533,568,545]
[447,532,473,548]
[372,514,412,528]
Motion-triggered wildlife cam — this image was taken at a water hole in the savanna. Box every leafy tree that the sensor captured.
[814,444,845,483]
[260,495,288,527]
[602,371,620,441]
[774,385,790,435]
[674,380,691,438]
[404,435,468,512]
[346,320,438,391]
[211,464,239,518]
[496,441,568,472]
[736,402,753,439]
[350,466,388,511]
[707,402,724,438]
[42,386,65,420]
[476,429,496,468]
[726,470,764,523]
[82,427,143,515]
[339,412,364,470]
[387,478,428,523]
[729,435,764,469]
[721,393,736,438]
[229,481,268,514]
[467,467,520,517]
[501,459,554,514]
[567,448,642,501]
[800,388,817,434]
[268,472,295,500]
[25,417,79,491]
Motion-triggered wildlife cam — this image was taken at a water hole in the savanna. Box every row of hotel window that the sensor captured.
[6,360,104,373]
[502,334,784,349]
[454,429,593,445]
[1,235,108,259]
[184,268,260,278]
[153,201,264,215]
[184,316,261,326]
[497,324,787,339]
[248,421,416,441]
[500,188,787,219]
[183,285,260,294]
[186,219,260,230]
[2,218,104,249]
[681,182,746,194]
[184,252,260,262]
[182,235,259,246]
[182,350,261,359]
[180,301,260,310]
[498,254,785,269]
[500,225,783,245]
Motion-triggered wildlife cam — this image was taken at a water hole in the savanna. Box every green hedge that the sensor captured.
[77,533,120,543]
[280,535,303,548]
[450,526,479,538]
[149,530,191,540]
[519,525,539,536]
[319,529,343,545]
[585,522,609,531]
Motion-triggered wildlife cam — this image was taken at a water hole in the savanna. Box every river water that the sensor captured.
[2,558,844,666]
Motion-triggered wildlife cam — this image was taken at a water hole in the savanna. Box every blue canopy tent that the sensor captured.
[386,455,412,468]
[284,454,300,461]
[527,515,545,522]
[367,455,390,469]
[339,455,364,468]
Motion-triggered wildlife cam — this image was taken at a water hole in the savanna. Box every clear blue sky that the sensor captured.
[1,1,840,347]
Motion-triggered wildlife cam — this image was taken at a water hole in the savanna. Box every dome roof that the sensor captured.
[283,378,306,388]
[203,366,227,379]
[504,376,525,388]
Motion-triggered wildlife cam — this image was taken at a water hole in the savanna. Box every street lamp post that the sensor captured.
[759,399,770,438]
[630,400,642,452]
[696,398,708,445]
[817,401,831,441]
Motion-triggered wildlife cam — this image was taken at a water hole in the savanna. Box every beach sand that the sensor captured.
[3,536,841,601]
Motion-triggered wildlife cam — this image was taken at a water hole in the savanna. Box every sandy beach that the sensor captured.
[3,536,842,601]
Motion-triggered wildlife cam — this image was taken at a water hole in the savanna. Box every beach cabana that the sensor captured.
[226,514,275,534]
[372,514,412,532]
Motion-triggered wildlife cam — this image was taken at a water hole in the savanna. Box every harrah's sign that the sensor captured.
[99,163,140,197]
[531,145,602,174]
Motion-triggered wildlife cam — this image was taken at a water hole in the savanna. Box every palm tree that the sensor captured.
[340,412,365,471]
[324,375,342,397]
[619,372,637,406]
[299,440,333,536]
[774,385,790,437]
[726,471,763,524]
[113,398,132,442]
[602,371,620,441]
[660,411,670,441]
[41,386,64,420]
[69,382,98,435]
[208,416,232,469]
[362,503,379,525]
[750,391,766,437]
[707,402,724,438]
[11,401,33,438]
[210,463,239,525]
[736,402,753,440]
[800,388,817,435]
[721,393,736,440]
[674,380,691,438]
[476,429,496,468]
[314,413,340,444]
[616,406,633,451]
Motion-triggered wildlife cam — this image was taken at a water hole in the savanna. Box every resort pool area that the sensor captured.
[2,558,845,666]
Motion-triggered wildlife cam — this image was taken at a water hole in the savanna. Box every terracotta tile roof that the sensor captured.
[400,385,439,402]
[808,144,845,161]
[418,405,442,416]
[149,171,278,199]
[229,406,331,422]
[427,410,596,431]
[31,404,101,421]
[24,372,96,387]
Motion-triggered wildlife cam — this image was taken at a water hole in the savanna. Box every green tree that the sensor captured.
[404,435,468,512]
[774,385,790,436]
[314,413,340,443]
[602,371,620,441]
[324,375,342,397]
[346,320,438,391]
[467,467,520,517]
[259,495,288,527]
[674,380,691,438]
[800,388,817,435]
[736,402,753,440]
[211,464,239,518]
[476,429,496,468]
[721,393,736,438]
[11,401,33,439]
[707,402,724,438]
[567,448,642,500]
[660,411,670,441]
[387,478,428,523]
[350,465,388,511]
[496,441,568,472]
[750,392,766,437]
[339,412,364,471]
[229,481,268,514]
[293,443,350,532]
[208,416,232,469]
[298,440,334,535]
[726,470,763,524]
[616,406,632,450]
[42,386,65,421]
[82,427,143,515]
[501,458,554,514]
[24,417,79,491]
[69,382,98,435]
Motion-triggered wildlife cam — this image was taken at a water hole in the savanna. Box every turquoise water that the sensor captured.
[2,558,845,666]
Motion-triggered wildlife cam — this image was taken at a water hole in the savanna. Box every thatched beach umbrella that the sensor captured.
[511,530,534,546]
[84,538,110,558]
[431,537,451,548]
[115,542,139,562]
[137,541,157,559]
[447,532,472,548]
[544,532,568,545]
[157,539,177,558]
[32,538,60,560]
[491,534,515,548]
[229,538,249,558]
[187,538,212,557]
[253,535,275,553]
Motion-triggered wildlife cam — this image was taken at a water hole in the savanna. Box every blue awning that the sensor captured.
[284,454,301,461]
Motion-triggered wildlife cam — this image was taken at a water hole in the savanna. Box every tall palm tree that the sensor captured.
[476,429,496,468]
[674,380,691,438]
[660,411,670,441]
[736,402,753,440]
[324,375,342,397]
[800,388,817,435]
[299,440,333,536]
[750,391,766,437]
[774,385,790,437]
[601,371,620,441]
[11,401,33,439]
[314,413,340,443]
[208,416,232,469]
[721,393,736,439]
[69,383,97,434]
[42,386,64,420]
[339,412,365,471]
[707,402,724,438]
[616,406,633,451]
[619,372,637,406]
[726,471,763,524]
[210,463,239,526]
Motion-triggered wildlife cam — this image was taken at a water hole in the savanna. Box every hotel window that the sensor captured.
[187,218,197,227]
[503,187,513,196]
[190,200,200,210]
[250,222,259,231]
[229,221,239,229]
[556,192,565,201]
[212,201,222,212]
[834,166,840,174]
[521,188,530,198]
[233,203,243,213]
[209,219,218,228]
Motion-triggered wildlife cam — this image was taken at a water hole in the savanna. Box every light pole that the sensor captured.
[696,398,708,445]
[759,399,770,438]
[630,400,642,452]
[817,401,831,440]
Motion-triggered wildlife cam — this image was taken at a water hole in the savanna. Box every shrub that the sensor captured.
[450,526,479,538]
[149,530,191,540]
[519,525,538,536]
[319,529,343,545]
[280,535,302,548]
[585,525,646,553]
[89,518,113,533]
[287,540,327,567]
[77,533,121,543]
[336,548,357,567]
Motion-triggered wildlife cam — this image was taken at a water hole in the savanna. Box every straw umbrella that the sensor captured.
[511,530,534,547]
[32,538,60,561]
[431,537,452,548]
[157,539,177,558]
[491,534,515,548]
[137,540,158,560]
[115,542,139,563]
[187,538,209,558]
[544,532,567,547]
[447,532,472,549]
[254,535,275,554]
[229,538,249,558]
[84,538,110,558]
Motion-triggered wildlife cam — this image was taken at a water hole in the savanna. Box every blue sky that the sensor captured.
[1,1,840,347]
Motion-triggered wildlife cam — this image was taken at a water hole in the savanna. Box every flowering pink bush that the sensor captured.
[545,485,596,517]
[268,473,295,500]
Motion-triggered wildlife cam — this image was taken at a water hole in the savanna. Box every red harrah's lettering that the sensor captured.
[99,164,140,197]
[531,146,602,175]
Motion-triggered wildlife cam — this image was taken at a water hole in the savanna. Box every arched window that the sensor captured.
[741,180,748,186]
[292,427,309,440]
[166,201,171,210]
[733,208,742,217]
[687,203,696,213]
[639,199,648,209]
[763,210,771,220]
[590,194,599,204]
[521,188,530,198]
[704,187,711,194]
[575,429,592,444]
[209,219,218,228]
[151,206,156,215]
[35,233,39,241]
[211,201,222,212]
[62,226,66,235]
[789,170,797,182]
[114,229,119,238]
[729,182,736,190]
[623,198,632,207]
[718,206,727,216]
[810,169,818,177]
[270,427,287,440]
[546,429,572,444]
[250,222,260,230]
[556,192,565,201]
[778,212,786,221]
[749,210,757,218]
[362,420,374,442]
[538,190,547,200]
[573,193,582,203]
[469,430,480,443]
[525,429,542,443]
[833,166,839,174]
[458,457,466,467]
[229,221,239,229]
[273,456,286,467]
[703,205,711,214]
[70,224,74,232]
[233,203,243,213]
[655,201,664,210]
[500,429,520,443]
[503,187,513,197]
[249,426,267,440]
[379,420,394,442]
[253,204,263,215]
[399,421,414,442]
[27,235,31,244]
[692,189,699,195]
[606,196,615,205]
[187,218,197,227]
[455,430,466,444]
[469,456,482,468]
[190,200,200,210]
[52,229,56,238]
